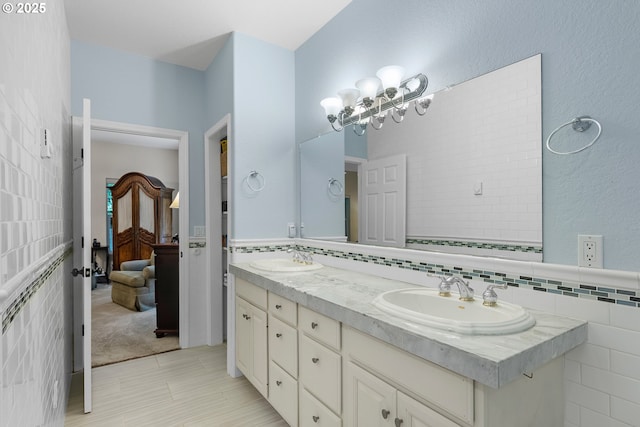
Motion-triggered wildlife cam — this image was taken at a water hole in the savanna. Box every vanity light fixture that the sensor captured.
[320,65,432,135]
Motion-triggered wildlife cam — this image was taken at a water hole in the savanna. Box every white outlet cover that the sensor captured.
[578,234,603,268]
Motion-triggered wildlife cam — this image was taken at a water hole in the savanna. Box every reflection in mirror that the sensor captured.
[300,55,542,260]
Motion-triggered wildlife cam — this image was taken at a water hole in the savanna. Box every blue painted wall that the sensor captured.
[72,33,296,242]
[70,40,207,232]
[231,33,296,239]
[295,0,640,271]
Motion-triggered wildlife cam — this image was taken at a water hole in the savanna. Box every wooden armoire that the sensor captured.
[111,172,174,270]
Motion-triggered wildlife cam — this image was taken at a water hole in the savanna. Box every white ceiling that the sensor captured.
[64,0,351,71]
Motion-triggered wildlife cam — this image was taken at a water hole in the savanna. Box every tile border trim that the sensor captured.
[406,238,543,254]
[2,248,71,334]
[231,242,638,308]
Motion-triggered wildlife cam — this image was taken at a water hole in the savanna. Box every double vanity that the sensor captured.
[230,259,587,426]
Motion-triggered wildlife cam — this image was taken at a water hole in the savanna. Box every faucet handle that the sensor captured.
[482,283,509,306]
[438,276,452,297]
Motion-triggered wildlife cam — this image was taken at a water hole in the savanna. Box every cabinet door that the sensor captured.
[344,362,395,427]
[236,297,253,378]
[235,297,268,398]
[396,392,460,427]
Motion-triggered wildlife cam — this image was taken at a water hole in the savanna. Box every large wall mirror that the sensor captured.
[299,55,542,261]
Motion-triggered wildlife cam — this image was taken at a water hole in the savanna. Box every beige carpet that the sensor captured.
[92,284,179,367]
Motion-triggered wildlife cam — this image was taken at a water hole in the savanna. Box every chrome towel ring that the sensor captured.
[546,116,602,155]
[327,178,344,197]
[246,170,265,192]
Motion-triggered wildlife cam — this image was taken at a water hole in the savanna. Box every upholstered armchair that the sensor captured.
[109,253,156,311]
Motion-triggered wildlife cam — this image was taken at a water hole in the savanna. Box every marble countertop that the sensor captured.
[230,262,587,388]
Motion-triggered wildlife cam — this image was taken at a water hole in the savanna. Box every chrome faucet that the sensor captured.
[482,283,509,306]
[438,276,474,301]
[287,248,313,264]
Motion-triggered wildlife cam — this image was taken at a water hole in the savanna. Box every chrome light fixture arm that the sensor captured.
[339,73,429,128]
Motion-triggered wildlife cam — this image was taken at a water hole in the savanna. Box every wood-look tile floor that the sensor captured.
[65,344,287,426]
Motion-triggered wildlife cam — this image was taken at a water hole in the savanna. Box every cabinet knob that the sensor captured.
[395,417,404,427]
[381,409,390,419]
[275,304,282,309]
[276,333,282,338]
[311,322,318,329]
[312,357,319,364]
[276,380,282,386]
[312,415,320,423]
[242,314,251,320]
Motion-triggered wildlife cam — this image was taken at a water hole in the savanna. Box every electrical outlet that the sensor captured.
[578,235,603,268]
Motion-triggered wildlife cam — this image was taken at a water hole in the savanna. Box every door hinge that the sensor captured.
[82,324,84,336]
[81,148,84,159]
[81,236,84,248]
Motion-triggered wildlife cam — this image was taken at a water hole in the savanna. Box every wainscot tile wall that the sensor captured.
[230,238,640,427]
[0,1,73,426]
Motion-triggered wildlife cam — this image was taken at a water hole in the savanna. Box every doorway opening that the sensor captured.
[88,121,187,367]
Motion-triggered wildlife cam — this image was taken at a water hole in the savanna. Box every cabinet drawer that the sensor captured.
[299,306,340,350]
[299,387,341,427]
[269,361,298,427]
[236,278,267,310]
[269,315,298,377]
[269,293,297,326]
[299,334,341,415]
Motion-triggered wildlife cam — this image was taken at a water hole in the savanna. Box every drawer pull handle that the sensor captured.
[395,417,404,427]
[381,409,390,419]
[312,357,319,364]
[275,304,282,309]
[311,322,318,329]
[276,333,282,338]
[312,415,320,423]
[276,380,282,386]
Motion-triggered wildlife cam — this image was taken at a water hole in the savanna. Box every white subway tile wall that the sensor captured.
[0,2,72,427]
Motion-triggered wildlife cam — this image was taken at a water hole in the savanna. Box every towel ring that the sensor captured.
[327,178,344,197]
[546,116,602,155]
[246,171,265,192]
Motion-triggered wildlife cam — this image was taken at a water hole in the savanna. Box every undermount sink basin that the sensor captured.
[372,288,535,335]
[249,258,323,272]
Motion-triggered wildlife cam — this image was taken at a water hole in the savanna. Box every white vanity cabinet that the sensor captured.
[232,269,569,427]
[235,278,268,398]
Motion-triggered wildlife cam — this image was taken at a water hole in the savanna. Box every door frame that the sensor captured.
[203,114,229,348]
[72,118,190,353]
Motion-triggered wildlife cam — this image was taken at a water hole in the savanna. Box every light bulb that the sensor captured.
[376,65,405,99]
[356,77,381,107]
[337,88,360,116]
[320,97,342,121]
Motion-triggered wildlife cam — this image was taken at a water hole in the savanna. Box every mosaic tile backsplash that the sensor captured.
[232,242,638,308]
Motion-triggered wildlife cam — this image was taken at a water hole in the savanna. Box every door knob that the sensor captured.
[71,267,89,277]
